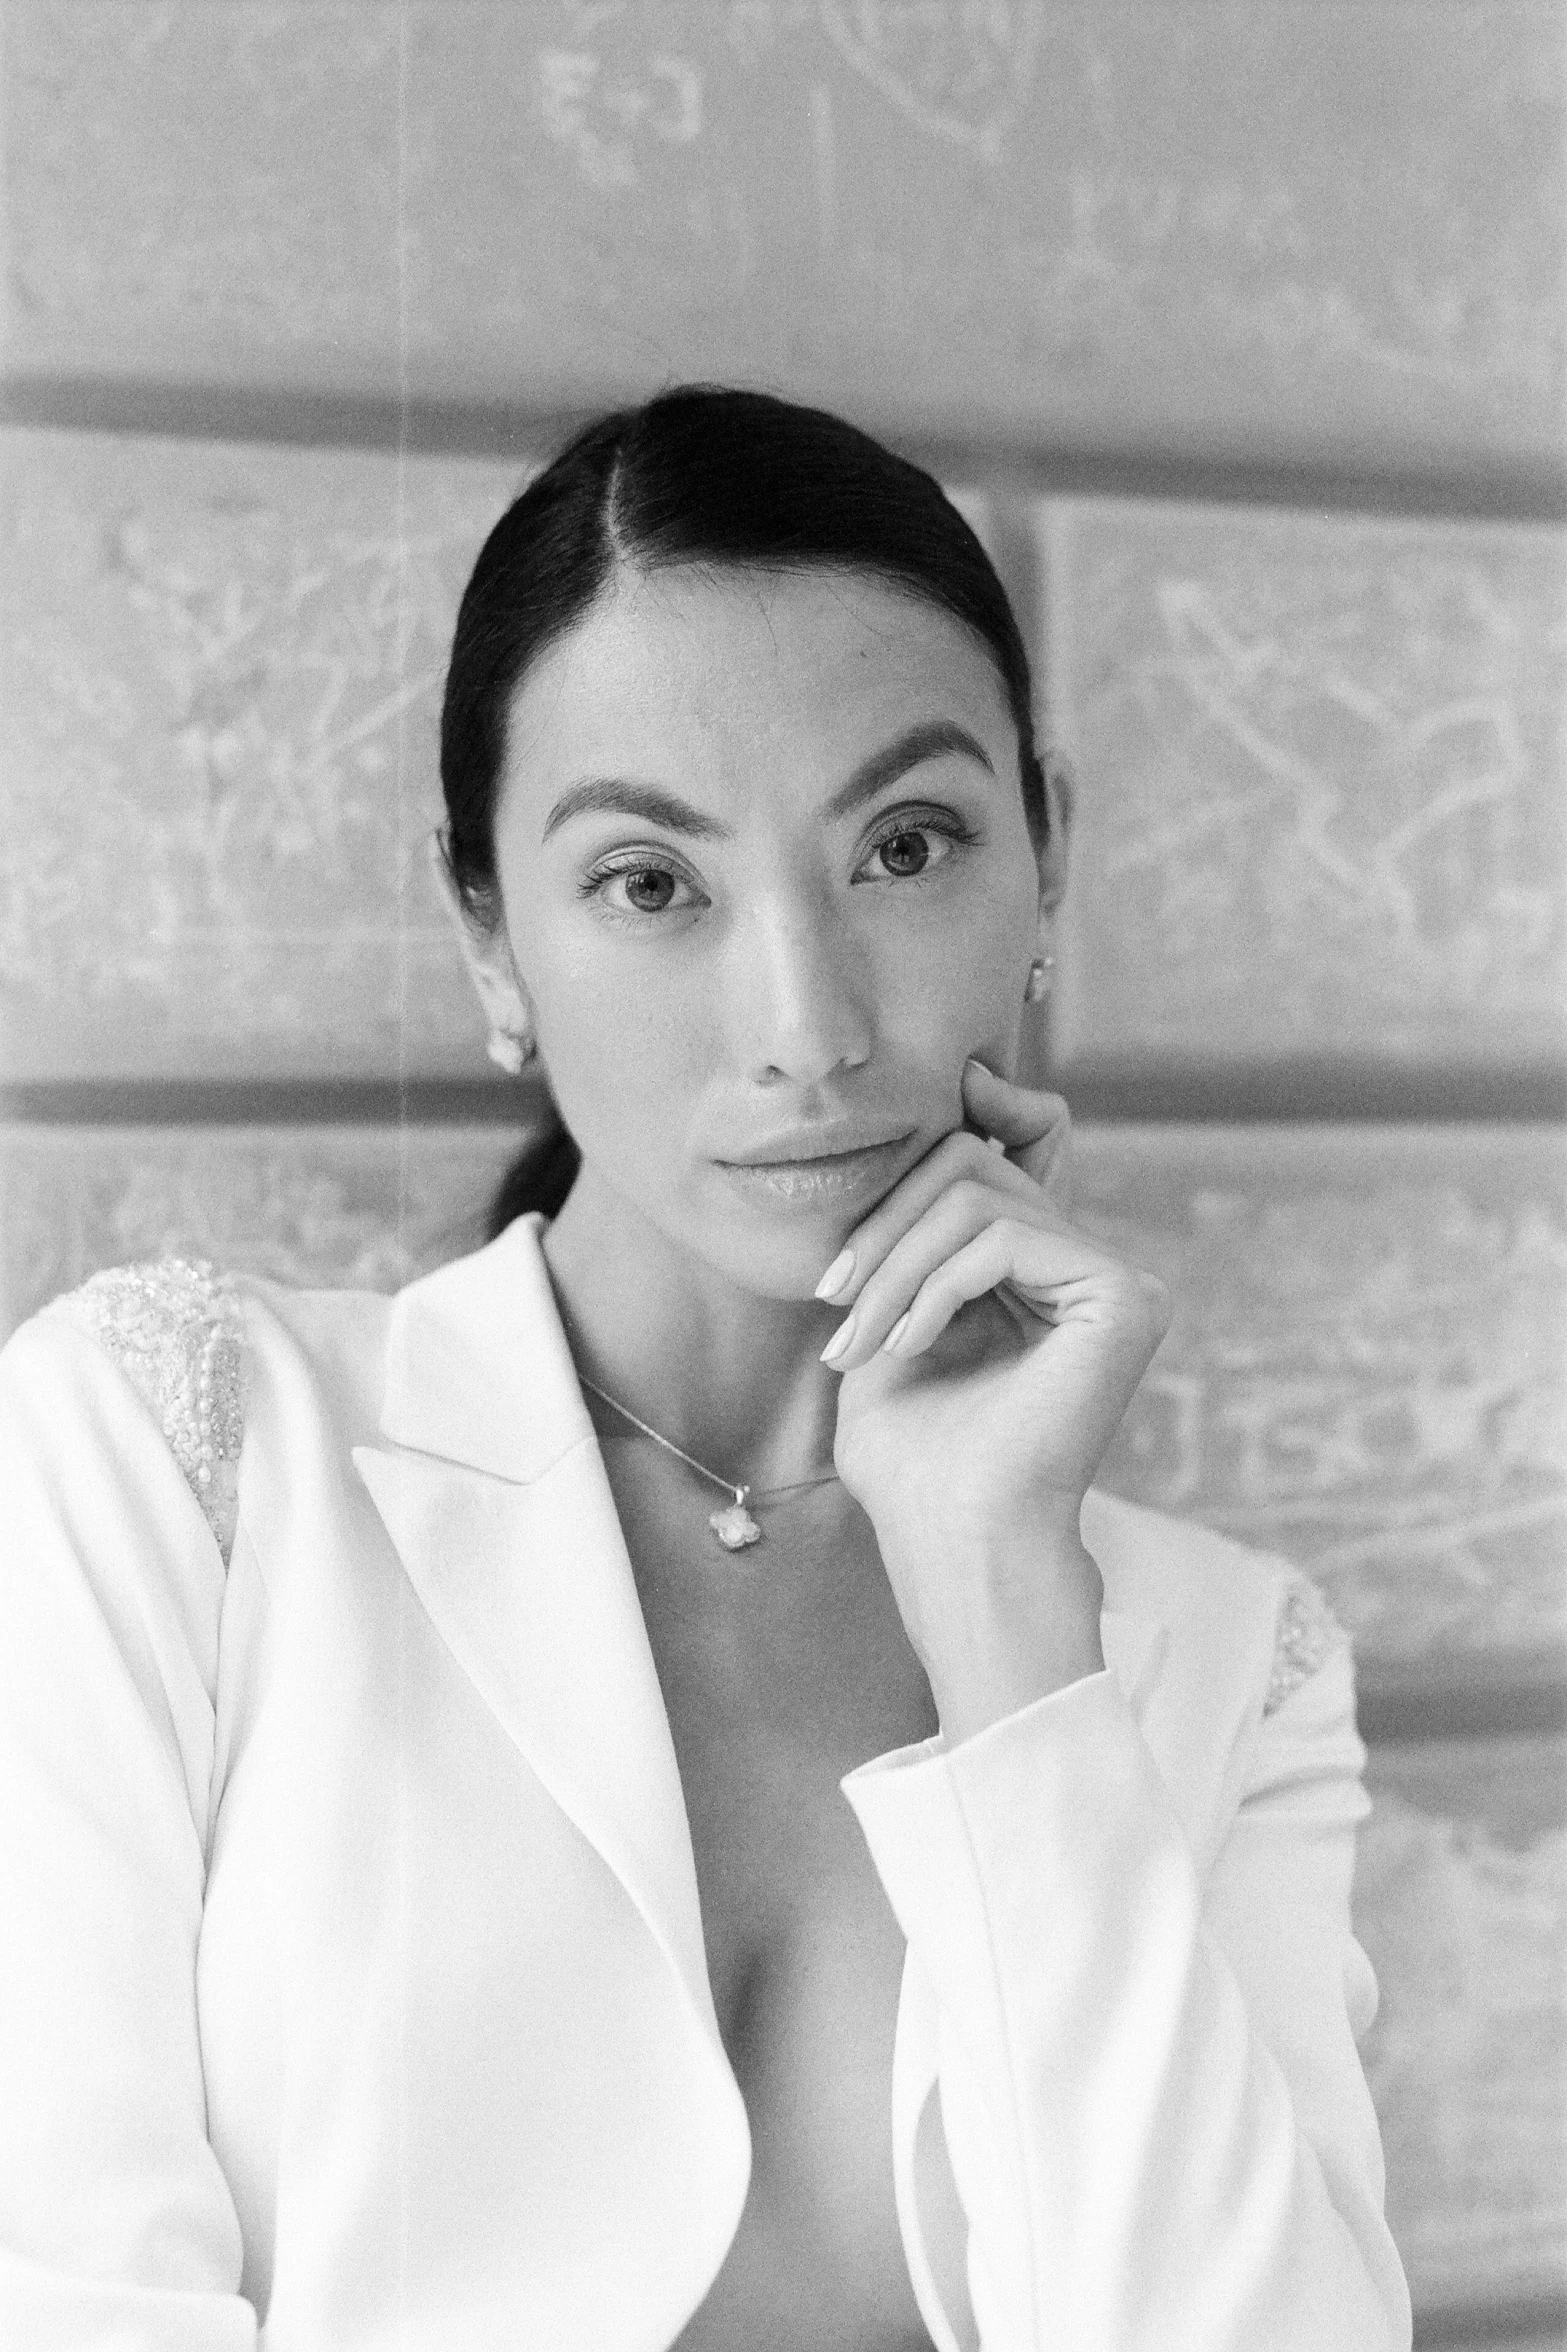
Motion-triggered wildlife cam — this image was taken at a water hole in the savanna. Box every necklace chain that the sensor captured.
[575,1371,838,1509]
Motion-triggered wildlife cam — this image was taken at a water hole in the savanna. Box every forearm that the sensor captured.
[878,1512,1106,1748]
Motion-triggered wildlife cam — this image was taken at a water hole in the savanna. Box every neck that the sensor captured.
[540,1160,846,1494]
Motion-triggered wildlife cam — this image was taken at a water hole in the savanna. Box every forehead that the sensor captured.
[499,563,1013,798]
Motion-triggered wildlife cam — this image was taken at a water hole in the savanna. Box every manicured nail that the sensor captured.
[815,1248,855,1301]
[881,1312,911,1355]
[820,1317,855,1366]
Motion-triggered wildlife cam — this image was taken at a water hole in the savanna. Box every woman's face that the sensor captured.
[483,562,1051,1301]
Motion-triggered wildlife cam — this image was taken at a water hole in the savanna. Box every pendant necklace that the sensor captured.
[576,1371,839,1551]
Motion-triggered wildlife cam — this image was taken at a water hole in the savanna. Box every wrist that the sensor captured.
[902,1530,1107,1748]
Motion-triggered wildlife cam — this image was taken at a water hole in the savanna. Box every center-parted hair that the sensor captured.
[438,385,1053,1231]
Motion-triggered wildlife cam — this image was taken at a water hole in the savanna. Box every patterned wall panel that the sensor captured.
[1356,1736,1567,2314]
[0,1121,533,1336]
[1071,1124,1567,1704]
[0,430,524,1081]
[1042,502,1567,1078]
[5,2,1560,475]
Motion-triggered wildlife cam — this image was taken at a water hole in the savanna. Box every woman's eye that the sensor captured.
[589,861,700,917]
[875,829,935,878]
[858,822,966,883]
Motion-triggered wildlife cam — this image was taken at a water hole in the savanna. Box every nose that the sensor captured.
[729,892,873,1086]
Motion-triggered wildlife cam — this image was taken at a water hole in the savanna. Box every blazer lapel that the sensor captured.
[351,1216,728,2065]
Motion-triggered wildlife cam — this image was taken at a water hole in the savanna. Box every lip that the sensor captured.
[719,1127,913,1168]
[715,1131,915,1208]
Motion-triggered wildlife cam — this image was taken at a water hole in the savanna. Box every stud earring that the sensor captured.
[486,1025,535,1074]
[1024,954,1056,1005]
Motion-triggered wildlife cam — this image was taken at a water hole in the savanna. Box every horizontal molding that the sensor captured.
[0,1080,544,1127]
[3,377,1563,526]
[1049,1061,1567,1126]
[3,1070,1565,1130]
[1414,2293,1567,2348]
[1359,1675,1566,1747]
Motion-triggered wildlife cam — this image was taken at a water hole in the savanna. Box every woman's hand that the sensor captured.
[818,1059,1172,1740]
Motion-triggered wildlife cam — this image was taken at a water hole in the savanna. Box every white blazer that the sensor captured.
[0,1213,1412,2351]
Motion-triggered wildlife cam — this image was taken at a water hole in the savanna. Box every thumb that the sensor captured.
[962,1058,1074,1209]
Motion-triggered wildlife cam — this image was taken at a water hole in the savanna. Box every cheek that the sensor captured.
[871,876,1038,1104]
[881,877,1034,1027]
[530,941,708,1163]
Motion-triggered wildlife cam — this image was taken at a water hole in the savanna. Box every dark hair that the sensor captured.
[438,385,1053,1236]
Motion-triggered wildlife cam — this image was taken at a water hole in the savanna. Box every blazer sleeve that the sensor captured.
[0,1304,258,2348]
[840,1634,1412,2352]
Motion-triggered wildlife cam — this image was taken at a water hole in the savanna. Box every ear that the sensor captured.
[426,830,535,1040]
[1034,760,1070,925]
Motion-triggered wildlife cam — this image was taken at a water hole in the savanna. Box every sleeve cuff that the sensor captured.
[841,1663,1115,1793]
[839,1671,1189,1957]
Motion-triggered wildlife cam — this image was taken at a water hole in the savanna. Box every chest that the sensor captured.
[596,1445,943,2350]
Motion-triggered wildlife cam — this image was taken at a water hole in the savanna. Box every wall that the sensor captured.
[2,5,1564,2343]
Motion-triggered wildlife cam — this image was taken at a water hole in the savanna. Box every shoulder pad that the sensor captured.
[1263,1572,1348,1714]
[56,1258,248,1566]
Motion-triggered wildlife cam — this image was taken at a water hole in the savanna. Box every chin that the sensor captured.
[692,1146,921,1296]
[693,1217,846,1304]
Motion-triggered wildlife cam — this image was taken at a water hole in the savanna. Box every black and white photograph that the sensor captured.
[0,6,1563,2347]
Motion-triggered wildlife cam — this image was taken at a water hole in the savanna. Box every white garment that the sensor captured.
[0,1213,1413,2350]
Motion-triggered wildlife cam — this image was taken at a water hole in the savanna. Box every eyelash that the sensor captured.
[578,806,982,919]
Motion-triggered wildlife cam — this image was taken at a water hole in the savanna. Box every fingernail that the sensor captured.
[819,1317,855,1366]
[964,1055,994,1077]
[815,1248,854,1301]
[881,1311,911,1355]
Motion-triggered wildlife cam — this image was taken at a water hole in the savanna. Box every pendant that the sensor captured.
[709,1498,762,1551]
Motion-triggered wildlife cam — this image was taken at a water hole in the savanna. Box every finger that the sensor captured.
[961,1060,1072,1199]
[881,1221,1043,1359]
[882,1220,1141,1360]
[815,1126,1045,1308]
[1035,1110,1073,1212]
[959,1057,1063,1146]
[818,1178,1027,1369]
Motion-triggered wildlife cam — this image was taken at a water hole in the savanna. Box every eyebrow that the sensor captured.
[539,718,996,845]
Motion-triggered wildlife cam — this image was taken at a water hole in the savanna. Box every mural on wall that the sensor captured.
[0,432,523,1080]
[1044,502,1567,1073]
[0,1122,528,1331]
[6,2,1560,464]
[1358,1737,1567,2311]
[1073,1127,1567,1698]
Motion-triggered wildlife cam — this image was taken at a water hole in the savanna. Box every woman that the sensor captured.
[0,388,1411,2350]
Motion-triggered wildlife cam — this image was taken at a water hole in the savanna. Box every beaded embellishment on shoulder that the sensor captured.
[1263,1573,1347,1714]
[57,1259,248,1565]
